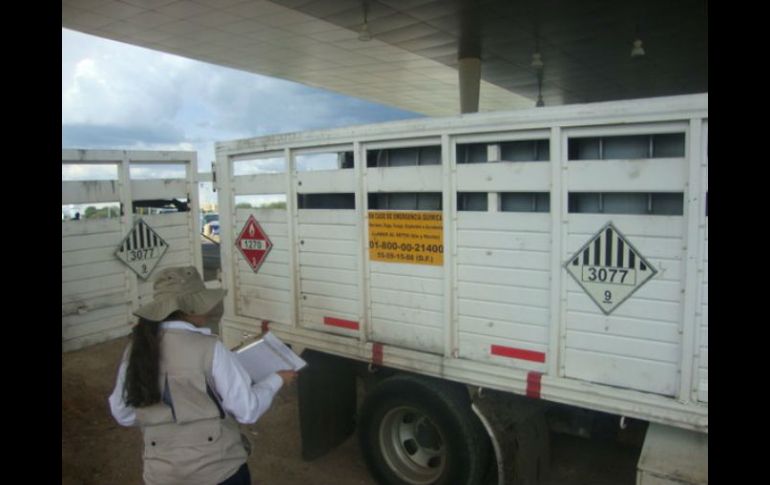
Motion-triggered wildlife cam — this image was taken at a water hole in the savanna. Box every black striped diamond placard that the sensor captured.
[115,218,169,279]
[564,222,657,315]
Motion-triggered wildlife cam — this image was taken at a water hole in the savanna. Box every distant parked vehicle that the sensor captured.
[203,220,220,241]
[201,212,219,228]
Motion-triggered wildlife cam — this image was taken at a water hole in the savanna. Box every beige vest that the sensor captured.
[135,329,247,485]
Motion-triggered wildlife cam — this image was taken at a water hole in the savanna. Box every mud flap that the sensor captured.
[298,349,357,460]
[472,389,550,485]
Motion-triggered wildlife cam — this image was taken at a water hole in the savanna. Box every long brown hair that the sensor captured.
[124,312,183,408]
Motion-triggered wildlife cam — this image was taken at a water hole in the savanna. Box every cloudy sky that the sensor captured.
[62,27,421,204]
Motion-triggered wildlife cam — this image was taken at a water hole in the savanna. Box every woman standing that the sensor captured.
[109,266,296,484]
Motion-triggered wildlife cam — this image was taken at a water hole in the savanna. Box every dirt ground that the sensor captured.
[62,337,642,485]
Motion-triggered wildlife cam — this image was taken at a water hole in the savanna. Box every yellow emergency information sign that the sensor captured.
[368,211,443,266]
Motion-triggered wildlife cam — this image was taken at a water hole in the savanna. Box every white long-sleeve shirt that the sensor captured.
[109,321,284,427]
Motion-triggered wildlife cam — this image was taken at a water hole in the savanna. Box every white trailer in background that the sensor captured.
[214,94,708,485]
[61,149,204,351]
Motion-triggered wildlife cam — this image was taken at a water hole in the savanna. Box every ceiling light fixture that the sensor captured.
[531,52,544,70]
[359,2,372,41]
[532,52,545,107]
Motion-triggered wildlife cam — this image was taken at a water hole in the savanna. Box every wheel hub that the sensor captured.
[379,406,447,485]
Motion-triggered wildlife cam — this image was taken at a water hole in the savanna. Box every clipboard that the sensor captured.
[234,332,307,384]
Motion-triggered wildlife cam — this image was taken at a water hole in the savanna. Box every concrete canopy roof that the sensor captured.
[62,0,707,117]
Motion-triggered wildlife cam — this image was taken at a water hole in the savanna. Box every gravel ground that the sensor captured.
[62,336,642,485]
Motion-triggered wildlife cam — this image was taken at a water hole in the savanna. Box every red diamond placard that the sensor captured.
[235,215,273,273]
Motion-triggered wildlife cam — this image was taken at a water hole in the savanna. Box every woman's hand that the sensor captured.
[276,370,298,386]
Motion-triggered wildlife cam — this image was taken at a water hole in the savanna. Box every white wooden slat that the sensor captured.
[371,303,443,328]
[458,230,550,252]
[457,248,550,271]
[457,212,551,232]
[131,179,187,200]
[567,293,680,323]
[62,246,119,267]
[238,285,291,304]
[299,266,358,285]
[567,215,684,238]
[62,233,124,252]
[566,234,683,260]
[459,265,550,290]
[566,312,680,344]
[566,330,679,364]
[370,319,443,354]
[62,274,127,298]
[568,159,687,191]
[298,223,357,240]
[565,349,677,396]
[62,148,124,163]
[370,261,443,278]
[300,280,358,299]
[298,210,357,225]
[458,316,549,344]
[62,303,128,329]
[370,273,443,296]
[233,173,287,195]
[458,299,549,327]
[458,282,550,308]
[62,260,127,283]
[367,165,443,192]
[62,180,120,204]
[235,208,289,224]
[456,162,550,191]
[458,333,547,372]
[370,287,443,312]
[297,170,356,193]
[61,219,121,237]
[236,297,291,324]
[140,212,191,228]
[303,294,358,315]
[299,252,357,270]
[239,272,291,291]
[62,291,127,317]
[299,238,357,255]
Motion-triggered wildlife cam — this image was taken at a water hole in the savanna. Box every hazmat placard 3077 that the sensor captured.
[368,211,443,266]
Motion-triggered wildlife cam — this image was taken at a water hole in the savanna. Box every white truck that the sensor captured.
[214,94,708,485]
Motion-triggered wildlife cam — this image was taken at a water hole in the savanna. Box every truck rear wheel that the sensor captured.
[358,374,490,485]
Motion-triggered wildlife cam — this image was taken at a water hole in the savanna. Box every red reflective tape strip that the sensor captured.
[323,317,359,330]
[372,343,383,366]
[526,372,543,399]
[490,345,546,363]
[261,320,270,334]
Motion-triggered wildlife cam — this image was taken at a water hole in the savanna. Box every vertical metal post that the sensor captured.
[678,119,703,402]
[286,147,300,329]
[549,127,565,377]
[443,134,458,359]
[216,149,237,343]
[355,140,369,344]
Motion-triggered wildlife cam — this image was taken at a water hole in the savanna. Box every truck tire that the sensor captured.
[358,374,490,485]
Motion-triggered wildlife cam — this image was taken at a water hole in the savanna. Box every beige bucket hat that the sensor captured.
[133,266,227,322]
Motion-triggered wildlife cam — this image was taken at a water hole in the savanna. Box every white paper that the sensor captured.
[234,332,307,384]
